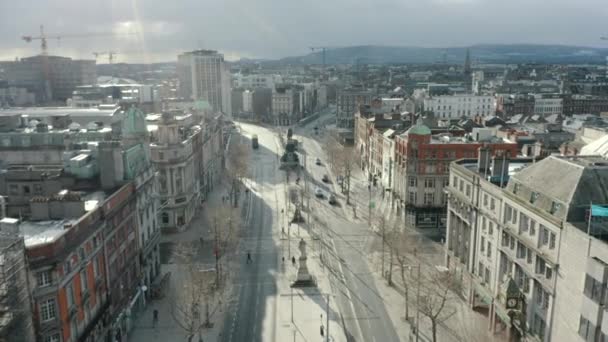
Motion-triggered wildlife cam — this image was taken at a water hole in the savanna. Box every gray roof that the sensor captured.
[509,155,608,222]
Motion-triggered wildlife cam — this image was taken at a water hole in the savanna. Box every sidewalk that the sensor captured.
[275,221,347,342]
[129,175,251,342]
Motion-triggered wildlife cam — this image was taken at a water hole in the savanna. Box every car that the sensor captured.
[315,188,324,198]
[328,194,337,205]
[322,174,330,183]
[315,158,322,165]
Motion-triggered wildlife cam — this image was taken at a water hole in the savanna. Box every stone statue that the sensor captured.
[292,238,315,287]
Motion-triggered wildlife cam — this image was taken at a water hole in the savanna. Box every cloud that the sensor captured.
[0,0,607,63]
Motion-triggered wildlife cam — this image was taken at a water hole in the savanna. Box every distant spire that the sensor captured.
[464,48,471,75]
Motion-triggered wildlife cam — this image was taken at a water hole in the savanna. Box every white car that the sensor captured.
[315,188,324,198]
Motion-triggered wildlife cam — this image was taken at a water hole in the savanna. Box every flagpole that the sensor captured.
[588,201,593,257]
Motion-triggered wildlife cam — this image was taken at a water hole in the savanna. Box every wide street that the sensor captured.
[217,114,400,342]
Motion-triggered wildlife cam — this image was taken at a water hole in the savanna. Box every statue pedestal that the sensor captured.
[291,239,316,288]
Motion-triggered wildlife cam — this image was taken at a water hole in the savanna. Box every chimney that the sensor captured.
[491,150,510,185]
[477,145,491,173]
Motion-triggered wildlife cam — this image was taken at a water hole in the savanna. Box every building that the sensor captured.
[534,95,563,116]
[423,94,496,120]
[0,81,36,106]
[252,88,272,122]
[562,95,608,116]
[177,50,231,115]
[231,88,244,115]
[496,94,536,118]
[67,83,154,108]
[1,55,96,103]
[150,112,200,233]
[233,74,282,89]
[242,90,253,113]
[445,154,608,342]
[0,235,35,342]
[337,87,373,129]
[272,86,296,125]
[393,122,518,231]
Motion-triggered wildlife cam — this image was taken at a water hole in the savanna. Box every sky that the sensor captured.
[0,0,607,63]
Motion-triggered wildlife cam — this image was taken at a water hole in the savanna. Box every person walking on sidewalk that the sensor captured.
[152,309,159,328]
[247,252,252,264]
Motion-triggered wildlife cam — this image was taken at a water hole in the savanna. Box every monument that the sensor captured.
[291,238,316,287]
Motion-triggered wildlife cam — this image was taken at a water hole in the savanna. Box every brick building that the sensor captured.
[393,122,519,232]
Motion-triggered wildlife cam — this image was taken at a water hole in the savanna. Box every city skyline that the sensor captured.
[0,0,607,63]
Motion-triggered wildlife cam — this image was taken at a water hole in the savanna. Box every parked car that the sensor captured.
[322,174,330,183]
[328,194,337,205]
[315,188,324,198]
[315,158,322,165]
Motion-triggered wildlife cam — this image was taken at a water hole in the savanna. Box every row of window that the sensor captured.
[501,233,554,280]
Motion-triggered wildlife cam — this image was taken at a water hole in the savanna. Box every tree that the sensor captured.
[169,245,227,342]
[389,229,419,321]
[208,205,241,285]
[323,133,356,204]
[418,271,458,342]
[226,142,250,207]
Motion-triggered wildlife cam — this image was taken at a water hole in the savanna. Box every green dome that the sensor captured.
[407,124,431,135]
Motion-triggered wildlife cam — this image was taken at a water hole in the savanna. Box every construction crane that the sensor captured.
[93,51,118,65]
[22,25,132,56]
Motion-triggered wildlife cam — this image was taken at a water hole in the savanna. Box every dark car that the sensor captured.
[322,174,329,183]
[316,158,322,165]
[329,194,337,205]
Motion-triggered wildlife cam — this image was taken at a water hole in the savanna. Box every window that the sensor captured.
[478,262,484,277]
[425,178,435,188]
[540,226,550,246]
[519,213,529,233]
[483,194,488,207]
[488,222,494,236]
[37,270,52,287]
[8,184,18,195]
[408,191,416,204]
[490,198,496,210]
[66,283,75,308]
[484,268,490,284]
[513,183,519,194]
[517,242,526,259]
[487,242,492,258]
[530,192,539,204]
[408,177,417,187]
[529,221,536,236]
[549,232,556,249]
[527,250,533,264]
[579,316,596,341]
[535,256,546,276]
[162,212,169,224]
[158,152,164,160]
[93,257,100,278]
[466,184,471,197]
[40,298,56,322]
[424,193,434,205]
[459,179,464,191]
[80,270,88,294]
[44,334,60,342]
[550,201,561,215]
[481,236,485,252]
[501,232,509,247]
[452,176,457,187]
[583,274,604,304]
[505,205,512,224]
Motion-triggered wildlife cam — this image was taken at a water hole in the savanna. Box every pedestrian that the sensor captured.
[153,309,159,328]
[292,256,296,266]
[247,252,252,264]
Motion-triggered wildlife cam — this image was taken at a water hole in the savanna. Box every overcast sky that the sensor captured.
[1,0,607,63]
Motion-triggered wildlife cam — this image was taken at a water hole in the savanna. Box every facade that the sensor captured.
[445,154,608,342]
[0,82,36,106]
[242,90,253,113]
[177,50,231,115]
[534,95,563,116]
[496,94,535,117]
[272,87,297,125]
[1,55,96,103]
[393,123,518,231]
[423,94,496,119]
[337,87,373,129]
[233,74,281,89]
[68,83,154,108]
[150,112,200,233]
[252,88,272,122]
[562,95,608,116]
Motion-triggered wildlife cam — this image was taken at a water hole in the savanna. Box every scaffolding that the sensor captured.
[0,235,34,342]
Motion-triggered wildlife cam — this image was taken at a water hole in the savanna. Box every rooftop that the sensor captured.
[0,106,121,118]
[17,190,107,247]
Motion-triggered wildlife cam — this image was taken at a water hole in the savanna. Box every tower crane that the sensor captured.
[22,25,133,56]
[93,51,118,65]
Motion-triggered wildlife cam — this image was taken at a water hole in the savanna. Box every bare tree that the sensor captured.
[389,229,419,321]
[169,245,227,342]
[208,205,241,284]
[323,133,356,204]
[226,143,251,207]
[418,271,458,342]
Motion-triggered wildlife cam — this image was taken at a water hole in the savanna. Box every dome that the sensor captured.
[407,124,431,136]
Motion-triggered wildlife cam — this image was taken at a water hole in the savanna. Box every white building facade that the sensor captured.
[177,50,232,116]
[534,96,563,116]
[243,90,253,112]
[424,94,496,119]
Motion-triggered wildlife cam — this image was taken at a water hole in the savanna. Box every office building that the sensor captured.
[423,94,496,119]
[177,50,232,116]
[337,87,373,129]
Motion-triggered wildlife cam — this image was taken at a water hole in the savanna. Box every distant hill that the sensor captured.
[275,44,608,65]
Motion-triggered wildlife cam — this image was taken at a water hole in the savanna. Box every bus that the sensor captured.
[252,134,259,149]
